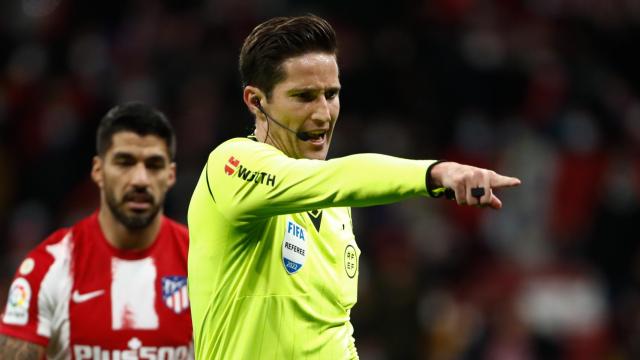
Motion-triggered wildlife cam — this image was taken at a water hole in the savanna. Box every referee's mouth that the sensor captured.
[301,129,329,145]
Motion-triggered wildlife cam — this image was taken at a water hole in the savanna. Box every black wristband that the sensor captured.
[426,160,448,198]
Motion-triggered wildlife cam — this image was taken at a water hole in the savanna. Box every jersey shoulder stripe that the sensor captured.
[205,161,215,203]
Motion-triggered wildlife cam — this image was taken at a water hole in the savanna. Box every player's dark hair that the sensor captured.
[239,14,337,98]
[96,102,176,159]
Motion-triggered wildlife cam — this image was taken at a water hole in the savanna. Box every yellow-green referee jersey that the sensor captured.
[188,137,438,359]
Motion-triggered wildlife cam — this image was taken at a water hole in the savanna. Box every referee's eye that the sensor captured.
[325,88,339,100]
[293,91,316,103]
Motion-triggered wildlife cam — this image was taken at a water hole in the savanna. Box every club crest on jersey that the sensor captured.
[161,276,189,314]
[282,219,308,274]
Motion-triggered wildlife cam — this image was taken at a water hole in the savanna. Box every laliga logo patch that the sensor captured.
[282,220,307,274]
[3,277,31,325]
[224,156,240,175]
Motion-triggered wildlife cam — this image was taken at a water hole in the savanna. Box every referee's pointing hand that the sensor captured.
[429,162,521,209]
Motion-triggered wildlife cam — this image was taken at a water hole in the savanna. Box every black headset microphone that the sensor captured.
[253,98,312,141]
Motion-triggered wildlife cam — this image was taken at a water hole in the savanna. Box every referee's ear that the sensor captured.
[243,86,265,118]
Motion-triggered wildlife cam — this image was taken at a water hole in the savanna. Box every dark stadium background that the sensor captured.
[2,0,640,358]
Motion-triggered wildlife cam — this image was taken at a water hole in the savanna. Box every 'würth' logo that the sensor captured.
[225,156,240,175]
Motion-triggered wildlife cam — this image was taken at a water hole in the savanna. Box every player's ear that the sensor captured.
[91,155,104,188]
[242,86,265,117]
[167,162,177,189]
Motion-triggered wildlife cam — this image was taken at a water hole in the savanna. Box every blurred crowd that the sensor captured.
[2,0,640,359]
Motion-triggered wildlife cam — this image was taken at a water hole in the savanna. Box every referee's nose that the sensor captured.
[311,95,332,123]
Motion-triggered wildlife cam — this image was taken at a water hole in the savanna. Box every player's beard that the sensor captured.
[105,187,163,230]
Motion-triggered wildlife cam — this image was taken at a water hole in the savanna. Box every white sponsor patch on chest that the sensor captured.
[111,257,159,330]
[282,219,307,274]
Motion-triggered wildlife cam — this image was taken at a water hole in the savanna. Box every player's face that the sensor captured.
[92,131,176,230]
[261,52,340,160]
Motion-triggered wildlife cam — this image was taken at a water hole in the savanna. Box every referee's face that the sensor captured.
[259,52,340,160]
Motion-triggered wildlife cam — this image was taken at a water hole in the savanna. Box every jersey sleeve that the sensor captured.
[205,138,438,222]
[0,229,68,346]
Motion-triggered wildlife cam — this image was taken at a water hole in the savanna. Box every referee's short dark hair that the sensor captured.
[239,14,337,99]
[96,102,176,160]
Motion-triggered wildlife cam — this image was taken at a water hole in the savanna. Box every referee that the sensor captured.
[187,15,521,359]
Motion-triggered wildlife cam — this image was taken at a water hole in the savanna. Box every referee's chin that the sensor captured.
[299,138,331,160]
[300,146,330,160]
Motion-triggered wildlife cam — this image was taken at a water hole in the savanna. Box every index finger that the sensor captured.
[489,174,521,188]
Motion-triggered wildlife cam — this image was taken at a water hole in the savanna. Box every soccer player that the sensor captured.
[187,15,521,359]
[0,103,193,359]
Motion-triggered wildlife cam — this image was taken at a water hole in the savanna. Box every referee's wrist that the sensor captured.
[426,160,449,198]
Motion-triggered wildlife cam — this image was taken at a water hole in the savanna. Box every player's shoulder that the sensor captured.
[9,225,73,294]
[161,216,189,242]
[48,212,103,247]
[25,227,72,261]
[24,212,100,262]
[158,217,188,258]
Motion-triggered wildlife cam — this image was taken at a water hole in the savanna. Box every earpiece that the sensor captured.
[252,97,312,141]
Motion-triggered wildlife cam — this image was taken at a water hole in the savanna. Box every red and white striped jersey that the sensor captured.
[0,212,193,359]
